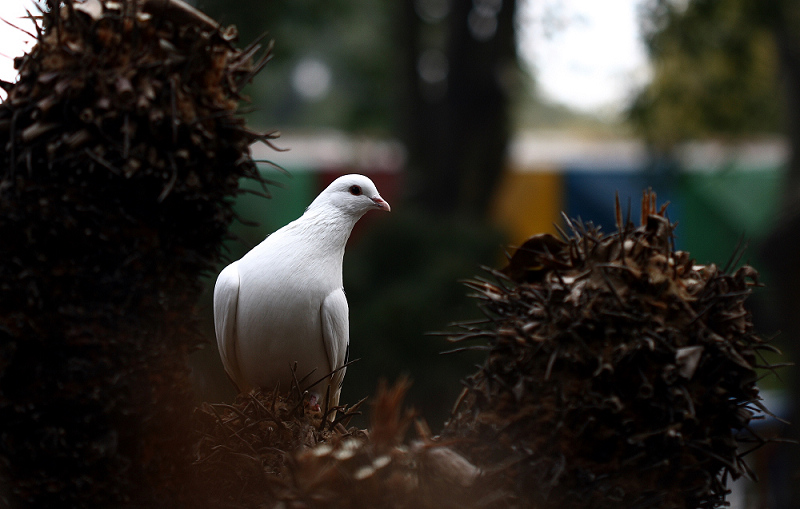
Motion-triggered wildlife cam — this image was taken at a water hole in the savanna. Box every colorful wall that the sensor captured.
[244,132,786,269]
[493,134,787,268]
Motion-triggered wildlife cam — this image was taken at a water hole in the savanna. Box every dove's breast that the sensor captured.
[233,232,342,393]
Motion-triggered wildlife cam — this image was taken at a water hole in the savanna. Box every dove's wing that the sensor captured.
[321,287,350,408]
[214,262,245,390]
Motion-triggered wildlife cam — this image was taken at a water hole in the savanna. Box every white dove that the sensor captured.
[213,174,390,413]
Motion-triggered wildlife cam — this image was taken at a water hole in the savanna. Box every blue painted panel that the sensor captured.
[564,165,683,248]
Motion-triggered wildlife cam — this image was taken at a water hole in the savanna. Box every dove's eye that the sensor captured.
[349,185,362,196]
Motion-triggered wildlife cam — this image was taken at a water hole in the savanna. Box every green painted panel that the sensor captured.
[678,168,782,266]
[226,166,317,260]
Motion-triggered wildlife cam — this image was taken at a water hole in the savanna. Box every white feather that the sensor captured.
[213,174,390,412]
[213,262,243,387]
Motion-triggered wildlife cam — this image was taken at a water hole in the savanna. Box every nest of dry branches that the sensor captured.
[192,378,502,509]
[444,191,778,509]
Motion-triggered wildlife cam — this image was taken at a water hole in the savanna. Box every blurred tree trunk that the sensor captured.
[761,1,800,505]
[397,0,518,217]
[772,2,800,198]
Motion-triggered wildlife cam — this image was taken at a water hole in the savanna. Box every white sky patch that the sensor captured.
[518,0,651,115]
[0,1,37,96]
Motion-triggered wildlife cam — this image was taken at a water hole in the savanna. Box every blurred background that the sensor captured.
[2,0,798,506]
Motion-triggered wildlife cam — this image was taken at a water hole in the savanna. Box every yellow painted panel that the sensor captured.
[491,167,563,247]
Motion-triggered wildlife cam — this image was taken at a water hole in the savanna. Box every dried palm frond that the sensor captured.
[445,191,778,509]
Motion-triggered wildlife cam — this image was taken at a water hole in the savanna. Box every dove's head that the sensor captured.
[309,174,391,216]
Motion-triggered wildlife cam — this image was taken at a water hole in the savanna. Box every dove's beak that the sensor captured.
[372,196,391,212]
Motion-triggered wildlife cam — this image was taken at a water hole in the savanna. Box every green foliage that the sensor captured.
[195,0,396,132]
[630,0,784,146]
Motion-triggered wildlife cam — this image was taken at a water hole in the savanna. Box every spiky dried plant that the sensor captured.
[444,191,779,509]
[192,377,504,509]
[192,364,368,508]
[0,0,276,506]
